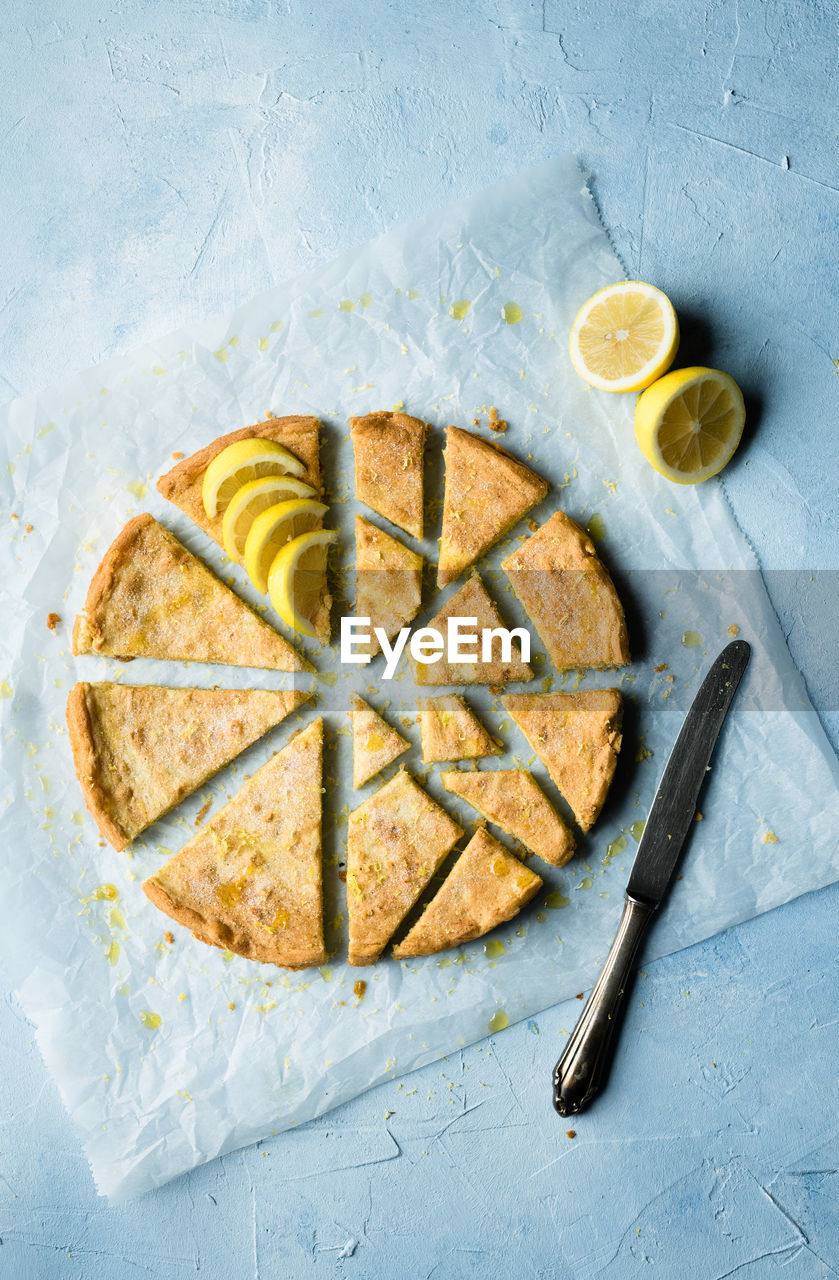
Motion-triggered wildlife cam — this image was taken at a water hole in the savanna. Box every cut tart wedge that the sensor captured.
[143,718,325,969]
[438,427,548,586]
[351,694,409,788]
[393,827,542,959]
[346,769,462,965]
[441,767,575,867]
[67,682,311,852]
[412,574,533,686]
[351,411,427,540]
[419,694,501,763]
[502,689,623,831]
[157,415,321,549]
[355,516,423,657]
[502,510,629,670]
[72,514,309,671]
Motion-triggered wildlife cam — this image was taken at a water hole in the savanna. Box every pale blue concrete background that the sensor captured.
[1,1,838,1276]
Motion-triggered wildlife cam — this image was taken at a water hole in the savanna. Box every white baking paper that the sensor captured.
[1,155,837,1199]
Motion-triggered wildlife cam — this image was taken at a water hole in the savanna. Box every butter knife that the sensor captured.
[553,638,751,1117]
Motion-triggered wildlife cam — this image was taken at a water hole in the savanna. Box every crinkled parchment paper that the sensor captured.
[1,156,837,1199]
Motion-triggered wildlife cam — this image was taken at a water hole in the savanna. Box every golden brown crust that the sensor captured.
[412,574,533,686]
[66,683,129,851]
[502,510,630,670]
[354,516,423,656]
[156,415,321,548]
[438,427,548,586]
[419,694,501,763]
[502,690,623,831]
[393,827,542,958]
[351,412,427,540]
[66,682,311,851]
[346,769,462,966]
[441,767,575,867]
[350,694,409,788]
[72,514,309,671]
[142,718,325,969]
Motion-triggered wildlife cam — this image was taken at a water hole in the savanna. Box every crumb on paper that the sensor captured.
[566,1129,576,1139]
[164,931,174,945]
[728,623,740,637]
[24,523,33,533]
[488,406,507,433]
[353,979,367,1001]
[762,829,779,844]
[653,662,668,672]
[527,518,539,532]
[228,1001,236,1011]
[47,612,61,631]
[694,811,703,822]
[194,799,212,826]
[171,451,184,461]
[575,992,583,1000]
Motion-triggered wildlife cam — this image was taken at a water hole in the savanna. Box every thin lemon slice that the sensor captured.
[569,281,679,393]
[244,498,328,592]
[634,366,745,484]
[268,529,338,641]
[222,476,317,563]
[202,439,307,518]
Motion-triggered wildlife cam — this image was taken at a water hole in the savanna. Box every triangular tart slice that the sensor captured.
[351,411,427,540]
[419,694,501,763]
[143,718,325,969]
[346,769,462,965]
[412,575,533,685]
[67,682,311,851]
[393,827,542,959]
[72,514,309,671]
[157,414,320,548]
[355,516,423,657]
[441,768,575,867]
[502,510,629,670]
[438,427,548,586]
[351,694,409,788]
[502,690,623,831]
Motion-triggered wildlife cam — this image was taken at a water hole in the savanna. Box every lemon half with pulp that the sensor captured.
[569,281,679,392]
[245,498,328,593]
[268,528,338,641]
[634,366,745,484]
[202,439,307,519]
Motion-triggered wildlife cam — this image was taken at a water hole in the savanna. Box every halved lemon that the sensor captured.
[244,498,328,592]
[569,281,679,392]
[222,476,317,563]
[268,528,338,641]
[202,439,307,518]
[634,366,745,484]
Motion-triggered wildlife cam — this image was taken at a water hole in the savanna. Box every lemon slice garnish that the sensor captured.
[569,281,679,393]
[244,498,328,592]
[222,476,317,563]
[202,439,307,518]
[268,529,338,640]
[634,366,745,484]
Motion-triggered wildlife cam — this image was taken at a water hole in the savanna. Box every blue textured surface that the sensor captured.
[1,2,837,1276]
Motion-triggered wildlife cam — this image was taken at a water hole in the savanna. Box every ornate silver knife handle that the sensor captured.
[553,893,654,1117]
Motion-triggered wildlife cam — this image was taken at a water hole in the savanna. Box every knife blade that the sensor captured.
[552,639,751,1117]
[626,638,751,905]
